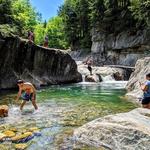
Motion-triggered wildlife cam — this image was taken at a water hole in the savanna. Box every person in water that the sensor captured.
[16,80,38,111]
[140,73,150,109]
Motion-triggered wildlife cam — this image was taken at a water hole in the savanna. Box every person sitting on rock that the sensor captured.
[85,57,93,75]
[140,73,150,109]
[16,80,38,111]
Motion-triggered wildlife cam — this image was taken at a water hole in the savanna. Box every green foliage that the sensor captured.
[34,16,69,49]
[129,0,150,27]
[59,0,91,50]
[0,0,13,24]
[11,0,40,32]
[89,0,105,24]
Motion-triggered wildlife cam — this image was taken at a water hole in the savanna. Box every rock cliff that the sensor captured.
[126,57,150,99]
[0,35,82,89]
[91,29,150,66]
[74,108,150,150]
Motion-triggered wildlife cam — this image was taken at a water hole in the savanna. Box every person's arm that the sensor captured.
[16,88,22,101]
[140,82,148,92]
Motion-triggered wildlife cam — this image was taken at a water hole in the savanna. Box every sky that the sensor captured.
[30,0,64,21]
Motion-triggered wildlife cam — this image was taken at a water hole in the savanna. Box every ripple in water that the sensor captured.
[0,83,137,149]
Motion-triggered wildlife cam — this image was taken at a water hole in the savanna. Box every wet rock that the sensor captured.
[85,74,100,82]
[0,144,8,150]
[0,105,8,117]
[74,108,150,150]
[78,64,126,81]
[3,130,16,138]
[11,132,33,143]
[15,143,28,150]
[0,36,82,89]
[29,127,39,132]
[126,57,150,99]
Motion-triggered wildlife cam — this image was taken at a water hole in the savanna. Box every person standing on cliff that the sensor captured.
[140,73,150,109]
[28,31,34,43]
[43,35,49,47]
[16,80,38,111]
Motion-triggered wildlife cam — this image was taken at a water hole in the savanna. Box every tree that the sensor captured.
[89,0,105,24]
[129,0,150,27]
[11,0,40,33]
[34,16,69,49]
[0,0,13,24]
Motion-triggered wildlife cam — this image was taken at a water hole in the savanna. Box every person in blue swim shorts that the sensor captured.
[16,80,38,111]
[140,73,150,109]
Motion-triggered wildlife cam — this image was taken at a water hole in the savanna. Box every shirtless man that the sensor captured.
[16,80,38,111]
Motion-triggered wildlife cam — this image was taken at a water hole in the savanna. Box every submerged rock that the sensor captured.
[11,132,33,143]
[15,143,28,150]
[85,74,100,82]
[74,108,150,150]
[0,133,7,141]
[126,57,150,99]
[3,130,16,138]
[0,36,82,89]
[0,105,8,117]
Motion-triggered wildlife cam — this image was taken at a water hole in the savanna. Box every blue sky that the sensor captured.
[30,0,64,21]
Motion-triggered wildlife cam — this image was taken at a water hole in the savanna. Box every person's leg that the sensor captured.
[32,99,38,110]
[20,101,26,111]
[31,94,38,110]
[88,66,92,75]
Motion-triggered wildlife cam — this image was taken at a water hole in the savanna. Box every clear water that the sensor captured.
[0,83,137,150]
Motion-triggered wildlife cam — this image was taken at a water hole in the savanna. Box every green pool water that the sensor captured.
[0,83,137,150]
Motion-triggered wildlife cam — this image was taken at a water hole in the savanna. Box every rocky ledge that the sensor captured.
[74,108,150,150]
[77,61,132,82]
[126,57,150,99]
[0,36,82,89]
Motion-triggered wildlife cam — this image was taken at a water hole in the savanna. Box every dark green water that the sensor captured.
[0,83,137,150]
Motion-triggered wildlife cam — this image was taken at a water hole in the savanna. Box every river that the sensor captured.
[0,82,137,150]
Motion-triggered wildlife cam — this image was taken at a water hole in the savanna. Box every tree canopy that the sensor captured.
[0,0,149,50]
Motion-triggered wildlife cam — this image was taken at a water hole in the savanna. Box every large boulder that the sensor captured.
[74,108,150,150]
[85,74,100,82]
[126,57,150,99]
[0,36,82,89]
[0,105,8,117]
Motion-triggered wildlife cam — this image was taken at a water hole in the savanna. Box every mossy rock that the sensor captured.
[15,144,28,150]
[11,132,33,142]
